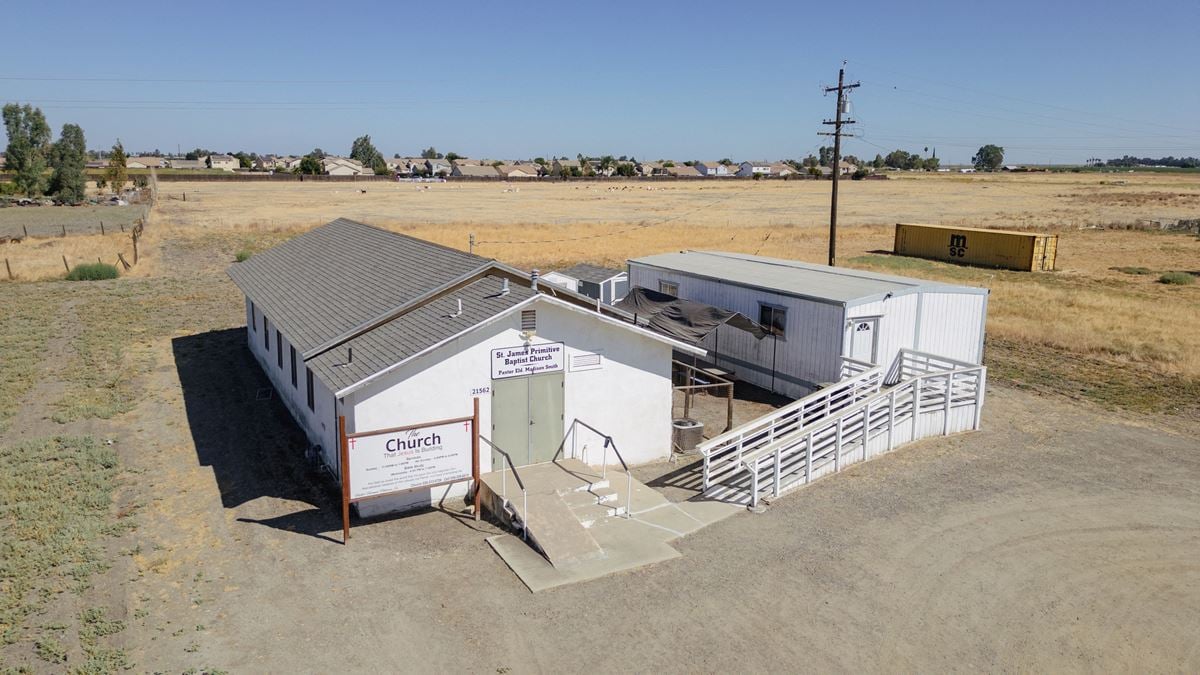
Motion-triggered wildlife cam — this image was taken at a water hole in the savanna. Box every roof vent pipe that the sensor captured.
[500,278,510,296]
[530,269,539,290]
[347,347,353,364]
[450,299,463,318]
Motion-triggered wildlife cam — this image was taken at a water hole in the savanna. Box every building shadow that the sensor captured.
[172,327,341,540]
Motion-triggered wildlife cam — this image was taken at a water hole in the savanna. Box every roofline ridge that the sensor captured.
[329,217,494,264]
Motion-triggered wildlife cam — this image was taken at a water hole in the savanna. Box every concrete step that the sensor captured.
[571,502,627,528]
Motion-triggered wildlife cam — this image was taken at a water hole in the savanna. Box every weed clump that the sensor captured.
[1158,271,1195,285]
[235,249,253,262]
[65,262,119,281]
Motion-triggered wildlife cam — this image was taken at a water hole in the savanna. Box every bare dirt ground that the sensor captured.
[2,175,1199,672]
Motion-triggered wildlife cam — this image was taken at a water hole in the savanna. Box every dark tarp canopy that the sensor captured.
[614,287,768,345]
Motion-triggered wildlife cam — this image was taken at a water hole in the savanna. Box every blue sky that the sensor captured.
[4,1,1198,164]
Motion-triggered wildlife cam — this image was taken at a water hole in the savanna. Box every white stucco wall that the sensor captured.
[342,296,676,518]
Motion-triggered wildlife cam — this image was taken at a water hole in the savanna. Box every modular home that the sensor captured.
[541,264,629,305]
[627,250,988,398]
[228,219,697,517]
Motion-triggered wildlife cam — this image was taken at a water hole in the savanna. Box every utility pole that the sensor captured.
[819,63,860,267]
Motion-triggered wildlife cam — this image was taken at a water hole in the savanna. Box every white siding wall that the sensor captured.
[245,296,339,472]
[345,298,674,517]
[845,293,920,367]
[913,291,987,364]
[629,265,845,398]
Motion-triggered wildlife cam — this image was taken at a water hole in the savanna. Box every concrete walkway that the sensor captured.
[480,459,742,591]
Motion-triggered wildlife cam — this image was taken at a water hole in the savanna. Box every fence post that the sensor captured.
[804,431,813,483]
[100,221,105,235]
[62,255,70,272]
[61,224,66,237]
[22,224,28,238]
[4,258,12,280]
[887,389,896,451]
[974,369,987,430]
[943,372,953,435]
[773,446,781,497]
[834,417,843,471]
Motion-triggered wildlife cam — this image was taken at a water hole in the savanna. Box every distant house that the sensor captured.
[637,161,668,177]
[169,158,207,170]
[694,161,735,177]
[424,158,452,176]
[256,155,292,171]
[496,164,540,179]
[838,160,858,175]
[322,157,369,176]
[451,163,499,178]
[735,161,772,177]
[126,156,166,169]
[552,158,581,175]
[541,263,629,305]
[208,154,239,171]
[667,165,702,178]
[770,162,801,177]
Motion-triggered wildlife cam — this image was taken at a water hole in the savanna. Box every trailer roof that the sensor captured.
[627,250,987,304]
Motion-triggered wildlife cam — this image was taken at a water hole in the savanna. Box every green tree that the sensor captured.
[922,157,941,171]
[297,152,323,175]
[872,154,884,169]
[105,140,128,193]
[719,158,733,166]
[972,144,1005,171]
[48,123,88,203]
[445,151,461,162]
[2,103,52,196]
[350,134,384,170]
[818,146,834,167]
[421,146,443,159]
[371,156,389,175]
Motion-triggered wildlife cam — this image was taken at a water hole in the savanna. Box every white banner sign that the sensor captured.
[348,419,474,500]
[490,342,565,379]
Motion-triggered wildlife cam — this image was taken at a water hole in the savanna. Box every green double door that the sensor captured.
[491,372,564,468]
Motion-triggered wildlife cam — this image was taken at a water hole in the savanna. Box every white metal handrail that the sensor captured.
[732,365,986,509]
[557,419,634,519]
[699,364,885,490]
[478,436,529,540]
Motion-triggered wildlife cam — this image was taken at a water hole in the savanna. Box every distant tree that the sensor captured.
[2,103,52,196]
[872,154,884,169]
[48,123,88,203]
[185,147,213,160]
[802,155,818,168]
[421,146,443,159]
[682,160,695,167]
[350,134,385,170]
[614,162,635,177]
[818,146,834,167]
[808,166,823,177]
[533,157,547,166]
[599,155,615,172]
[297,152,323,175]
[371,156,389,175]
[922,157,941,171]
[972,144,1005,171]
[719,158,733,166]
[842,155,860,168]
[234,151,254,169]
[105,140,128,193]
[310,148,326,159]
[662,160,675,168]
[445,151,461,162]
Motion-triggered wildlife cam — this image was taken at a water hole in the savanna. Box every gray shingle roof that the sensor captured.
[557,263,624,285]
[628,250,987,304]
[308,275,536,392]
[227,218,489,356]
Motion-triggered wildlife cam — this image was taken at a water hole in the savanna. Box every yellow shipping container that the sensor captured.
[894,223,1058,271]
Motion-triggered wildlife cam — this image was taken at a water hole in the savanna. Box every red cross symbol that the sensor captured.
[348,437,357,449]
[463,421,471,432]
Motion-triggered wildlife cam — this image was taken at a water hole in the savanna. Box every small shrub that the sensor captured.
[1110,266,1153,275]
[235,249,253,262]
[66,262,119,281]
[1158,271,1195,285]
